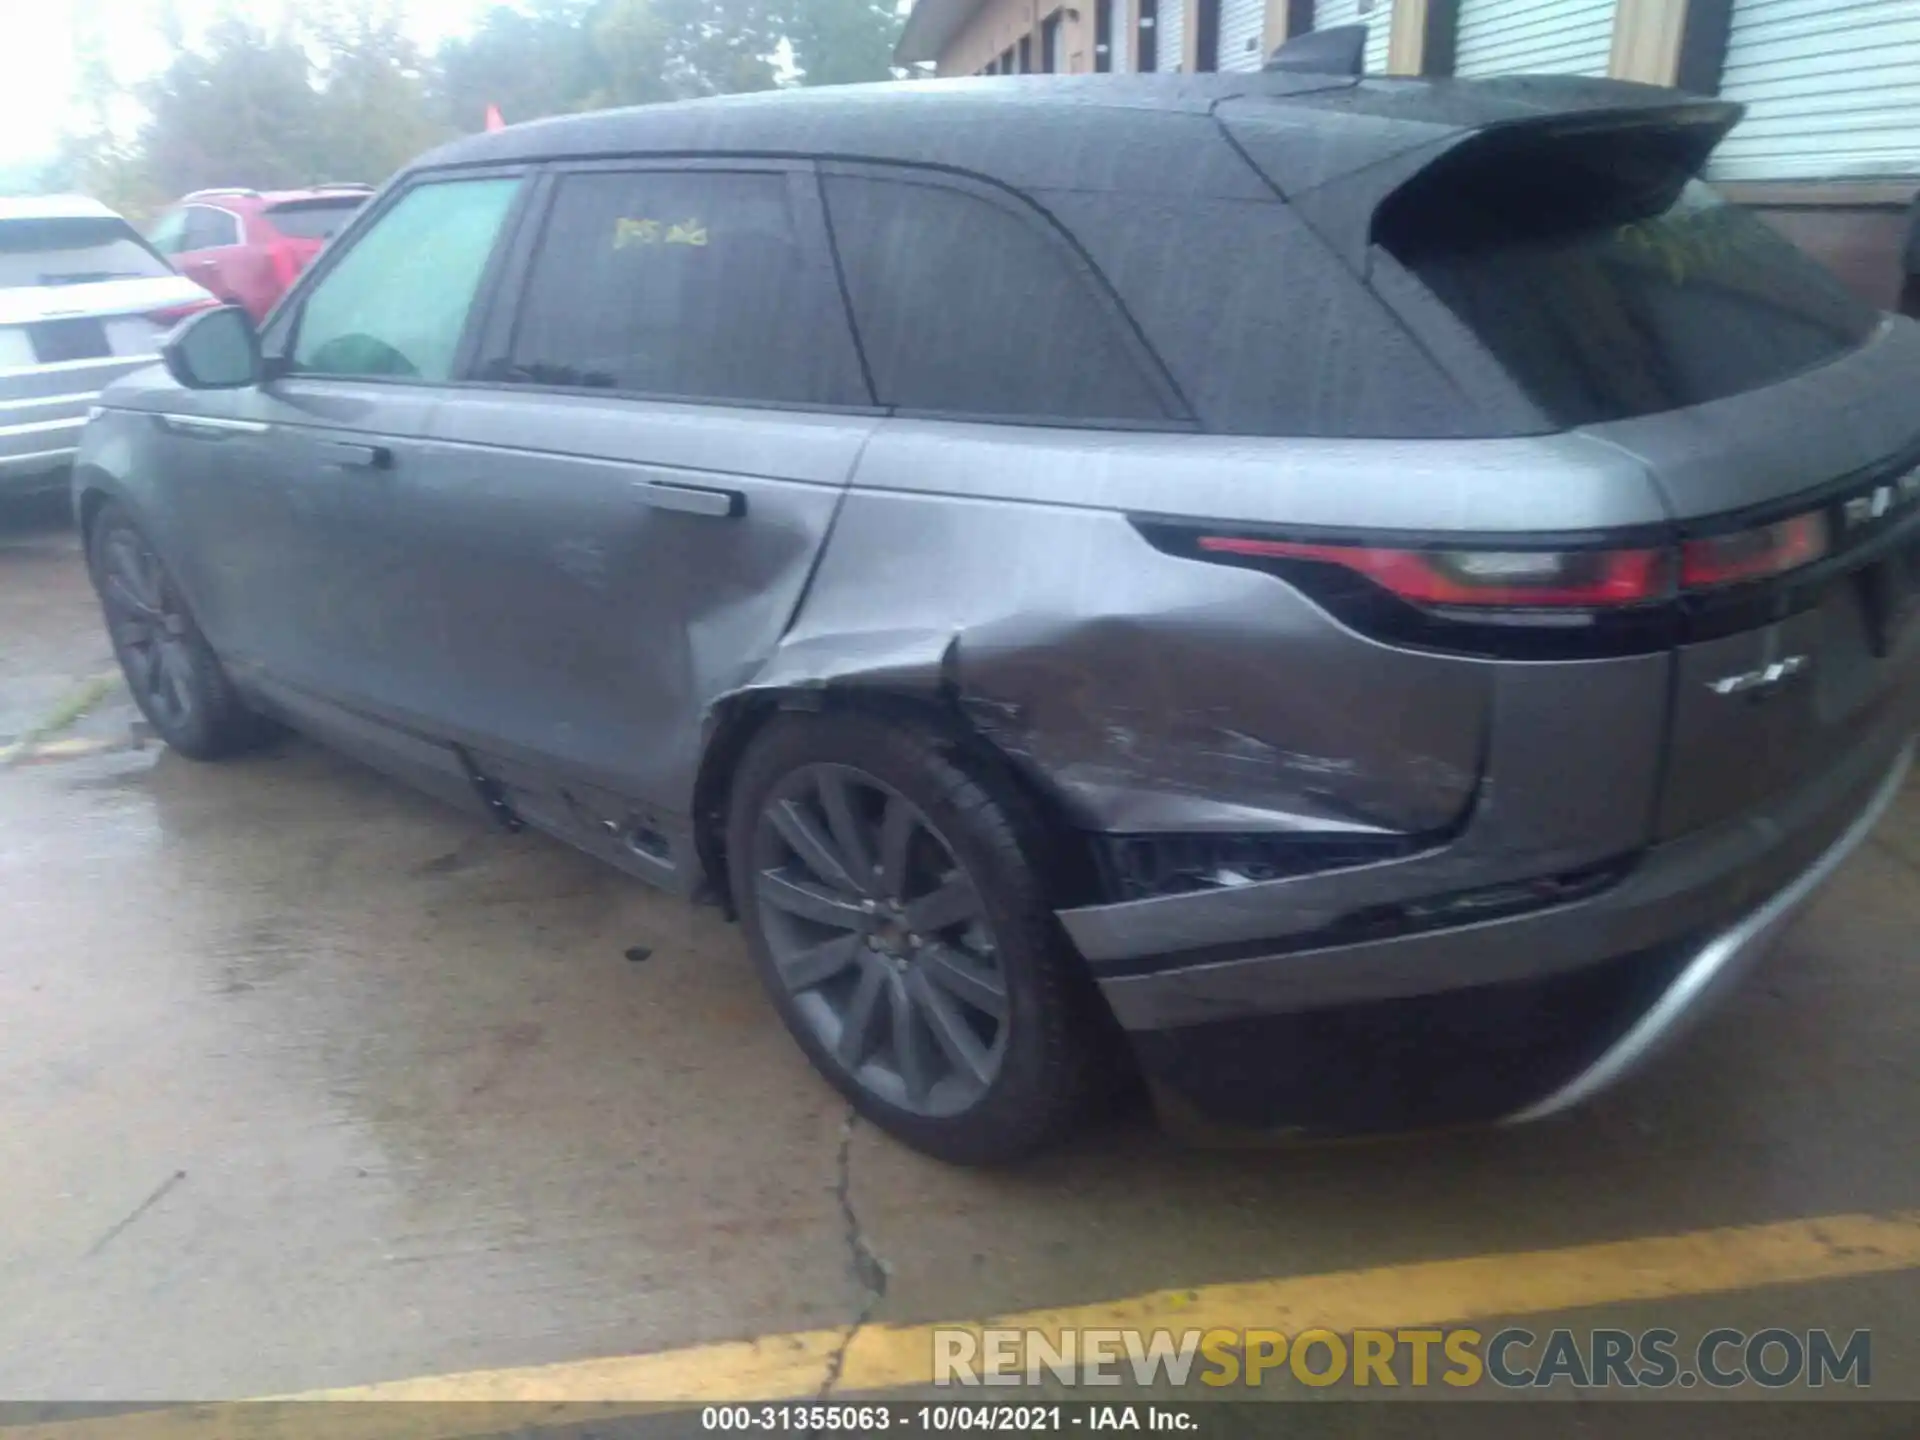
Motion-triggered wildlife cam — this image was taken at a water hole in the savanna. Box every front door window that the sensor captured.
[290,177,521,382]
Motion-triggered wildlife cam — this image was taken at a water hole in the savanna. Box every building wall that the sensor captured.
[940,0,1101,74]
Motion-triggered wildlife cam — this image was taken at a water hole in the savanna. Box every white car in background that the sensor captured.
[2,195,216,495]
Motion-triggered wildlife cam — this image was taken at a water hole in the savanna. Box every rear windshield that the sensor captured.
[0,216,174,288]
[266,198,364,240]
[1378,138,1879,427]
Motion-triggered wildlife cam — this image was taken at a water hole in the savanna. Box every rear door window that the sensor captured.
[0,216,173,288]
[821,171,1174,424]
[181,206,241,251]
[291,176,522,381]
[500,167,865,407]
[1379,156,1878,426]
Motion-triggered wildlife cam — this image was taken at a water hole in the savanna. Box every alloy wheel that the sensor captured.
[751,763,1009,1117]
[99,529,197,734]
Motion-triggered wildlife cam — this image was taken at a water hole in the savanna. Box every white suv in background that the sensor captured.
[1,195,215,496]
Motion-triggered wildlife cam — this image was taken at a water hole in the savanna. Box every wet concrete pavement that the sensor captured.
[0,494,114,751]
[1,496,1917,1407]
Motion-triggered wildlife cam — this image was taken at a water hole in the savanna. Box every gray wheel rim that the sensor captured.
[100,530,196,733]
[752,762,1009,1118]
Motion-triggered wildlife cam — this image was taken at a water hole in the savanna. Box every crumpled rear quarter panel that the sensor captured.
[746,453,1497,839]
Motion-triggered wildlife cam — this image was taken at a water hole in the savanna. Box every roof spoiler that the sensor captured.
[1218,87,1743,273]
[1264,24,1368,76]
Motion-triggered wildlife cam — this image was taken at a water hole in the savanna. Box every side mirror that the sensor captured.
[161,305,262,390]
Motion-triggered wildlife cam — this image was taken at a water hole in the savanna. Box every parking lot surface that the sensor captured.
[2,499,1916,1414]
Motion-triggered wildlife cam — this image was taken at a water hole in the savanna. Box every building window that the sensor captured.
[1041,11,1061,71]
[1019,34,1033,70]
[1095,0,1113,71]
[1137,0,1158,71]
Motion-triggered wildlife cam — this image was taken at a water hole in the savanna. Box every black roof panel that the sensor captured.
[410,73,1709,199]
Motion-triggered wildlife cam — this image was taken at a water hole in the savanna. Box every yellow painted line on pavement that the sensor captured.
[8,1208,1919,1438]
[0,671,119,769]
[312,1207,1920,1401]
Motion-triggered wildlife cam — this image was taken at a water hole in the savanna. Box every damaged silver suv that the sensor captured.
[75,59,1920,1163]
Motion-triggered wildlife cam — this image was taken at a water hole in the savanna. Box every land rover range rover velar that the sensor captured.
[74,63,1920,1162]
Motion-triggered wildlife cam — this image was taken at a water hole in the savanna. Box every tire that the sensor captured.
[89,501,274,761]
[727,710,1109,1165]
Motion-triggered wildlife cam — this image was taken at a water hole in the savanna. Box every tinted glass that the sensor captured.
[0,217,173,288]
[182,206,240,250]
[267,198,364,240]
[147,210,187,255]
[823,174,1167,423]
[292,177,520,381]
[503,169,860,406]
[1382,173,1877,426]
[1043,190,1471,438]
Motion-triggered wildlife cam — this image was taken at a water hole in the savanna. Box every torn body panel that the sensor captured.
[709,418,1686,909]
[714,472,1493,844]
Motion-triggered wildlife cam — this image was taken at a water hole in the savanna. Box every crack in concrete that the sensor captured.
[85,1169,186,1258]
[817,1106,889,1403]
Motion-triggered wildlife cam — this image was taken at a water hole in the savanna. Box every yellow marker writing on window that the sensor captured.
[614,217,708,249]
[614,217,662,248]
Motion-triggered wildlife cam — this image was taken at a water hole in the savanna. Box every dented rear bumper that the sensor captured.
[1067,722,1914,1137]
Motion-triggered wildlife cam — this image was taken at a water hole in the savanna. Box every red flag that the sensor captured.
[484,104,505,132]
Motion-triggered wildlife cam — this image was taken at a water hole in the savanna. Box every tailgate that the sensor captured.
[1589,323,1920,837]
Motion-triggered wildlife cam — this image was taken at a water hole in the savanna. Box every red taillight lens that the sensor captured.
[1195,536,1673,608]
[1679,511,1829,589]
[146,298,221,327]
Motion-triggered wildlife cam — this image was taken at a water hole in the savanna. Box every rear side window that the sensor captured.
[266,198,365,240]
[502,169,864,407]
[181,206,241,250]
[821,172,1170,424]
[292,176,521,381]
[1042,190,1472,438]
[1379,149,1879,426]
[0,217,172,288]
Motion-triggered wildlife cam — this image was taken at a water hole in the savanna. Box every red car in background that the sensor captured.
[146,185,372,322]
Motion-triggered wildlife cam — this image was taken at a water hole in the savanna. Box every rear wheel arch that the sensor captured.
[692,689,1095,919]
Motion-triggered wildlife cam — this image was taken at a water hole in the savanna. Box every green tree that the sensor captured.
[132,14,327,194]
[42,0,169,217]
[45,0,910,224]
[646,0,784,98]
[786,0,904,87]
[581,0,678,107]
[305,0,455,182]
[432,0,601,129]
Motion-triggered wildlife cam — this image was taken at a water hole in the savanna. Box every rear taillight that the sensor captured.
[1680,511,1829,589]
[1195,536,1673,609]
[146,298,220,327]
[1135,501,1847,661]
